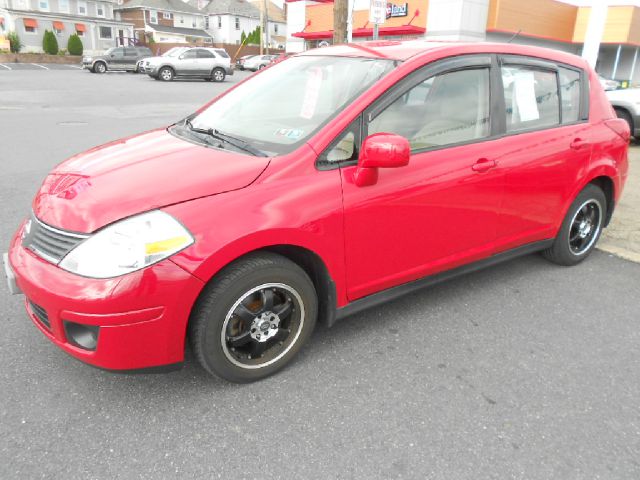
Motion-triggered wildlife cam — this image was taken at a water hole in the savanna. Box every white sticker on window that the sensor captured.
[513,71,539,122]
[299,67,323,120]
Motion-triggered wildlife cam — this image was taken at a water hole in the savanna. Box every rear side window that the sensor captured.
[368,68,491,150]
[197,49,214,58]
[215,49,229,58]
[559,67,581,123]
[501,66,559,132]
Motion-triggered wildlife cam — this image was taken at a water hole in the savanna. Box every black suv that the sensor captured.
[83,46,153,73]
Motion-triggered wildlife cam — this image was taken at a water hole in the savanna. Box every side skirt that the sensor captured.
[333,240,554,324]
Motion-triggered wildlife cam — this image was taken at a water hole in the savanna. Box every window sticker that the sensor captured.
[513,70,540,122]
[275,128,304,140]
[299,67,323,120]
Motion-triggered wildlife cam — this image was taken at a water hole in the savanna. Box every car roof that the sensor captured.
[297,40,588,69]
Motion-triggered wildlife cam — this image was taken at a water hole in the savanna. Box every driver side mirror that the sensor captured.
[353,133,410,187]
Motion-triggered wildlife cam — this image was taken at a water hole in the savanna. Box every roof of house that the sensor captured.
[188,0,260,19]
[147,23,212,38]
[247,0,286,23]
[117,0,203,15]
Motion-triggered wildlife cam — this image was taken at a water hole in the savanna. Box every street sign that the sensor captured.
[369,0,386,25]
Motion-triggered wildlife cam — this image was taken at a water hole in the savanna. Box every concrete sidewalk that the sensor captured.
[599,142,640,262]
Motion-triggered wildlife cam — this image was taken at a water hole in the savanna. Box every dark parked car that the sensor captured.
[83,46,153,74]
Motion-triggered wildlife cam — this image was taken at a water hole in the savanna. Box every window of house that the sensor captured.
[559,67,582,124]
[25,24,37,34]
[501,66,559,132]
[163,12,171,20]
[38,0,49,11]
[96,3,105,17]
[235,17,239,30]
[58,0,69,13]
[99,26,113,39]
[77,1,87,15]
[76,29,84,37]
[274,23,278,34]
[368,68,491,150]
[192,17,196,28]
[204,16,209,29]
[149,10,158,24]
[179,15,184,24]
[53,25,63,35]
[218,16,221,28]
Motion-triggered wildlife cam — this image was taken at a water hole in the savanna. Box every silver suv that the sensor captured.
[144,47,233,82]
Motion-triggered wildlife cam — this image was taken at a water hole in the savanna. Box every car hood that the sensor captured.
[32,128,270,233]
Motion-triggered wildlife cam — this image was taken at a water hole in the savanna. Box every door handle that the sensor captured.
[570,138,589,150]
[472,158,496,173]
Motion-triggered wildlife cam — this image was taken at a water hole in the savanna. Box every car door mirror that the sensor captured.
[354,133,410,187]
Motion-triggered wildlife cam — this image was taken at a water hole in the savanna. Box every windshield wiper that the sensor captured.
[185,119,267,157]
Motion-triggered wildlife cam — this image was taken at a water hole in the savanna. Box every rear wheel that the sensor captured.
[542,184,606,266]
[615,108,634,138]
[189,253,317,383]
[158,66,174,81]
[93,61,106,74]
[211,67,225,82]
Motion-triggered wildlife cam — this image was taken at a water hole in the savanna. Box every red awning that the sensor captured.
[23,18,38,28]
[293,25,425,40]
[75,23,86,32]
[53,21,64,30]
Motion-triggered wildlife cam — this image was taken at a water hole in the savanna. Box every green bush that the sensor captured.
[42,30,59,55]
[7,31,23,53]
[67,33,83,55]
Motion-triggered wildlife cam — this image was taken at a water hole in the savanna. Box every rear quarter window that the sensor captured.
[559,67,581,123]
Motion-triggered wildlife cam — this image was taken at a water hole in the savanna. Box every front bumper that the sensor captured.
[7,230,204,371]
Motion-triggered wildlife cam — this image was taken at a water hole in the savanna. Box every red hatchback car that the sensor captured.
[4,41,629,382]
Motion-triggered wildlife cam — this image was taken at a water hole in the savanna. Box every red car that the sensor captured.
[4,41,629,382]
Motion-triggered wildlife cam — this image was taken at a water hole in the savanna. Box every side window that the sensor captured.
[197,49,214,58]
[559,67,581,123]
[124,48,137,57]
[368,68,490,150]
[319,117,361,166]
[182,50,197,59]
[501,66,559,132]
[111,48,124,58]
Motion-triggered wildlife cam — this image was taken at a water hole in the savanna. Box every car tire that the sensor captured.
[258,64,266,70]
[614,108,634,138]
[542,184,607,266]
[189,252,318,383]
[211,67,225,82]
[158,66,174,82]
[93,62,107,74]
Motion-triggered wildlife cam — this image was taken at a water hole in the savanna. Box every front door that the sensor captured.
[340,58,505,301]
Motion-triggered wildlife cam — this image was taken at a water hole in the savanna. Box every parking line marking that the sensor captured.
[66,65,82,69]
[0,63,11,70]
[31,63,49,70]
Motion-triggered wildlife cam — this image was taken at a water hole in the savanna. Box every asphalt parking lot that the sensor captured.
[1,69,640,479]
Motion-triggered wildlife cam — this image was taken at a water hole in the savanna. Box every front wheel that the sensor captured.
[158,66,174,81]
[542,184,606,266]
[189,253,318,383]
[93,61,106,74]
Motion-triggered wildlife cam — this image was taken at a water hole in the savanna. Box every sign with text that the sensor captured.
[369,0,387,25]
[386,2,408,18]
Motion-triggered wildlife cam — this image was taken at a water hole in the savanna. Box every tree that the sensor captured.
[7,31,23,53]
[241,31,247,44]
[67,33,83,56]
[42,30,59,55]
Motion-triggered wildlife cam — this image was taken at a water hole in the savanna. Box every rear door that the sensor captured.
[108,47,126,69]
[122,47,138,70]
[196,48,216,75]
[491,56,592,251]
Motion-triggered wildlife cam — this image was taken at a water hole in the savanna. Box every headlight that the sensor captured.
[59,210,194,278]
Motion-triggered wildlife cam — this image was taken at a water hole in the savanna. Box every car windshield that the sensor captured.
[188,55,396,155]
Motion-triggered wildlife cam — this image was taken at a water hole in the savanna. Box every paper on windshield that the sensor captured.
[299,67,323,120]
[513,70,539,122]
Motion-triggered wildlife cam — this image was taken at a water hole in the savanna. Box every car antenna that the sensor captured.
[507,29,522,43]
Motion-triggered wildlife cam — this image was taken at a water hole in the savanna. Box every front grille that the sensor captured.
[29,301,50,329]
[22,214,88,264]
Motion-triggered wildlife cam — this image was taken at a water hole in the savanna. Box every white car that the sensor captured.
[144,47,233,82]
[599,75,620,91]
[606,88,640,139]
[243,54,277,71]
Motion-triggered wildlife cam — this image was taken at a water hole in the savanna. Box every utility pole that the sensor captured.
[264,0,270,54]
[259,7,264,54]
[333,0,348,44]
